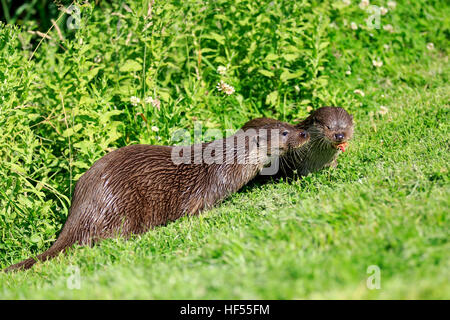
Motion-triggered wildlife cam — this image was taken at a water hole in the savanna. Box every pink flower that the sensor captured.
[145,96,161,110]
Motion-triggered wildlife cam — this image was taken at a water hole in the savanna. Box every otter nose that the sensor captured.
[335,133,344,141]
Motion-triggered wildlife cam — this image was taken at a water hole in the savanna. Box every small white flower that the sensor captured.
[94,56,102,63]
[346,70,352,75]
[354,89,365,97]
[372,59,383,67]
[378,106,389,115]
[383,24,394,33]
[359,0,370,9]
[217,66,227,75]
[144,96,153,104]
[426,42,435,51]
[380,7,388,15]
[224,86,235,95]
[130,96,140,106]
[151,126,159,132]
[350,22,358,30]
[387,1,397,9]
[216,80,235,95]
[144,96,161,110]
[342,0,351,6]
[383,44,390,50]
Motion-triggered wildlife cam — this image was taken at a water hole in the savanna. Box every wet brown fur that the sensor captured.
[5,121,309,272]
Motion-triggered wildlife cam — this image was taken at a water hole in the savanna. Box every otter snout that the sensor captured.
[334,133,345,142]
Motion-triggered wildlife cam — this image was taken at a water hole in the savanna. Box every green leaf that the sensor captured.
[62,123,83,137]
[119,60,142,72]
[258,69,275,77]
[9,163,27,175]
[99,110,123,125]
[86,67,101,81]
[203,33,225,45]
[282,53,299,61]
[265,53,279,61]
[266,90,278,106]
[30,234,41,243]
[158,91,171,102]
[80,96,96,105]
[319,42,330,50]
[280,69,305,82]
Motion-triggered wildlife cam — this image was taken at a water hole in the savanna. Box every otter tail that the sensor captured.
[4,237,74,272]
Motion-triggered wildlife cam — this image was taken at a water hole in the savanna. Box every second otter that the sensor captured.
[242,106,354,177]
[5,121,309,271]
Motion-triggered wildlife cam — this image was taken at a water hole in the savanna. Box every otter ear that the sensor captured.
[252,135,267,148]
[252,135,260,148]
[312,116,319,125]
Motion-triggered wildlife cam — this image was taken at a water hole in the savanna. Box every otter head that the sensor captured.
[300,107,354,151]
[254,122,310,157]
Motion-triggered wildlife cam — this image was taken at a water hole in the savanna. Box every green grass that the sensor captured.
[2,78,449,299]
[0,0,449,299]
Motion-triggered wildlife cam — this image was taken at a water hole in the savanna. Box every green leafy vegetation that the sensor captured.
[0,0,449,299]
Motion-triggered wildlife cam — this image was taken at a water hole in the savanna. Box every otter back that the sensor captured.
[5,121,309,271]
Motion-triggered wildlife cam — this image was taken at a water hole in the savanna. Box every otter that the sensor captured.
[5,121,309,271]
[242,107,354,177]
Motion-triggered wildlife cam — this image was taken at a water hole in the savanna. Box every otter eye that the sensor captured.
[282,130,289,136]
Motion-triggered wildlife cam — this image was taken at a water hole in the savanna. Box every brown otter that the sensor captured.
[242,107,354,177]
[5,121,309,271]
